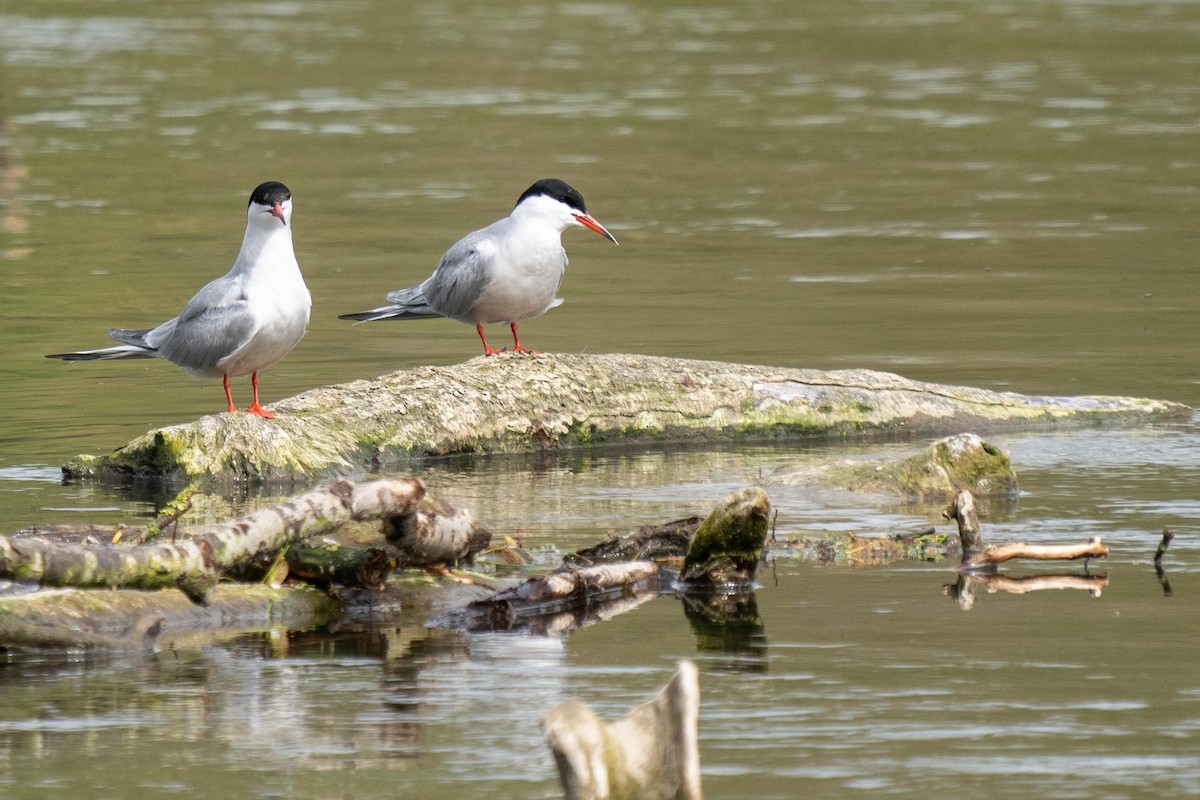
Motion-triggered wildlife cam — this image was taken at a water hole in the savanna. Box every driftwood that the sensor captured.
[0,478,425,603]
[440,487,773,634]
[60,353,1190,482]
[565,517,701,566]
[432,562,663,633]
[942,489,986,560]
[768,527,949,566]
[382,494,492,568]
[960,538,1109,571]
[543,660,702,800]
[283,543,394,590]
[944,489,1109,573]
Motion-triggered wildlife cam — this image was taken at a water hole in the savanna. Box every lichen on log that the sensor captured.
[61,353,1191,482]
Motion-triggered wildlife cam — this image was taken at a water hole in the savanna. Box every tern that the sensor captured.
[339,178,617,355]
[46,181,311,419]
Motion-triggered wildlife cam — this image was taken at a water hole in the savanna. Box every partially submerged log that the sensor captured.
[432,562,663,633]
[681,486,771,585]
[805,432,1019,499]
[564,517,701,567]
[0,584,343,652]
[283,543,394,590]
[61,353,1190,482]
[441,487,773,633]
[543,659,702,800]
[0,477,425,603]
[769,528,949,566]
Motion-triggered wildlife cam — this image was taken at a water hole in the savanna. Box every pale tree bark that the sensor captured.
[543,660,702,800]
[0,478,425,603]
[62,353,1190,482]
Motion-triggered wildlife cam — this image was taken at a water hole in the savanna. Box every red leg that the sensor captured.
[222,374,238,413]
[509,322,537,354]
[245,372,275,419]
[477,323,502,356]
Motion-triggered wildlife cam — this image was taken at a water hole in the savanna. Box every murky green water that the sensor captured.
[2,1,1199,797]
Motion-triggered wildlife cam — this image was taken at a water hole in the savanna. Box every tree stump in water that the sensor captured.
[681,486,771,585]
[543,660,702,800]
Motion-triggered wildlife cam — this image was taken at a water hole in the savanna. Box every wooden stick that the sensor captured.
[1155,528,1175,564]
[943,489,985,560]
[959,537,1108,572]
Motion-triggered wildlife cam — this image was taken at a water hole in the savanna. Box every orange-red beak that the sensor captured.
[573,213,618,244]
[270,203,287,225]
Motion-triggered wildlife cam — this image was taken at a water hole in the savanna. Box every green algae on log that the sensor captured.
[62,353,1192,483]
[0,584,343,651]
[785,432,1020,499]
[681,486,771,585]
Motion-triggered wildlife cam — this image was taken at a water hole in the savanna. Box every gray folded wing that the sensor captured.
[153,274,256,373]
[418,237,493,322]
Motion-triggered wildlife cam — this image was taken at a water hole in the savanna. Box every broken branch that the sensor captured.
[0,477,425,603]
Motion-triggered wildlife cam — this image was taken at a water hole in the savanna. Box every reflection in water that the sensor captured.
[945,571,1109,611]
[680,591,768,673]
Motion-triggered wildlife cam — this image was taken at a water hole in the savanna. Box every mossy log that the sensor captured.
[283,543,394,590]
[681,486,771,585]
[0,477,424,603]
[0,584,343,652]
[61,353,1191,482]
[810,432,1019,499]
